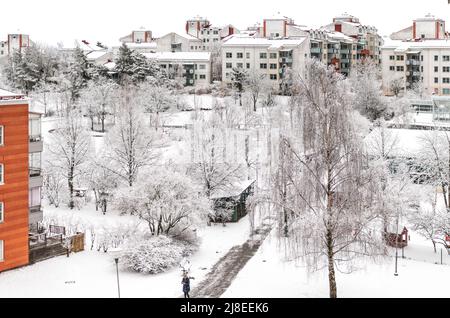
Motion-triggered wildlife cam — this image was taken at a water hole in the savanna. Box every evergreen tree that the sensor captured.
[231,67,247,106]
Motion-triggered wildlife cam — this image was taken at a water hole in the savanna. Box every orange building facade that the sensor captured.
[0,91,31,272]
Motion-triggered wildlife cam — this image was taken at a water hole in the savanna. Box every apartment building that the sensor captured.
[144,52,211,86]
[322,13,383,64]
[185,16,238,51]
[391,14,446,41]
[221,35,310,90]
[0,33,31,58]
[382,15,450,96]
[0,89,43,273]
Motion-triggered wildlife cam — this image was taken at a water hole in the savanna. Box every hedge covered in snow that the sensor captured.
[121,236,199,274]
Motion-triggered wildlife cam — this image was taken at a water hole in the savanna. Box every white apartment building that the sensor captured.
[144,52,211,87]
[120,28,153,44]
[322,13,383,64]
[382,39,450,96]
[0,34,31,58]
[185,16,238,51]
[382,15,450,96]
[221,35,310,90]
[155,32,202,53]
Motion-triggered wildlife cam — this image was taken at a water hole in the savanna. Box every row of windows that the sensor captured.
[433,77,450,84]
[389,66,405,71]
[225,72,278,80]
[226,52,278,59]
[390,55,450,62]
[389,66,450,73]
[200,30,219,35]
[202,38,219,43]
[225,62,278,70]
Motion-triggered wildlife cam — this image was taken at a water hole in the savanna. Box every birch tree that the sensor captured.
[273,60,384,298]
[47,110,91,209]
[100,87,162,187]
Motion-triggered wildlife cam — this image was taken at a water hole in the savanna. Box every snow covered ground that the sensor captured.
[222,229,450,298]
[0,212,251,298]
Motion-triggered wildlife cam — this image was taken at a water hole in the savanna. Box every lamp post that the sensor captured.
[110,247,122,298]
[394,212,399,277]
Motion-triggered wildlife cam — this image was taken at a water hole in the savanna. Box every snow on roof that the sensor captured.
[383,38,450,50]
[0,89,21,97]
[103,61,116,70]
[114,41,157,49]
[223,36,307,48]
[59,39,106,52]
[143,52,211,62]
[210,179,256,200]
[86,50,109,60]
[325,31,355,42]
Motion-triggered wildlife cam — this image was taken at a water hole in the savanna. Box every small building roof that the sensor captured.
[143,52,211,62]
[223,36,307,48]
[210,179,256,200]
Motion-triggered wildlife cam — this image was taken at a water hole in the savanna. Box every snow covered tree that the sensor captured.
[115,169,210,236]
[78,78,118,132]
[137,83,174,130]
[65,46,92,102]
[88,162,119,215]
[99,86,162,186]
[349,59,387,121]
[187,115,245,199]
[245,70,271,112]
[46,109,91,209]
[272,60,384,298]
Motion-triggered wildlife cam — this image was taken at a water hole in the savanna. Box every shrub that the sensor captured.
[120,236,198,275]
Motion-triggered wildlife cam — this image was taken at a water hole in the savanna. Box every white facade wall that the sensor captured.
[221,39,309,89]
[156,33,202,52]
[382,46,450,96]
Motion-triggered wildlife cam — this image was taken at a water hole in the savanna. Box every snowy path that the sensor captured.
[190,221,273,298]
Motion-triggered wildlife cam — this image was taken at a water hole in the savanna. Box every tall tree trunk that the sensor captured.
[327,229,337,299]
[68,166,74,209]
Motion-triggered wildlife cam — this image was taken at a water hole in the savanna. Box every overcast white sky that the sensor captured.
[1,0,449,46]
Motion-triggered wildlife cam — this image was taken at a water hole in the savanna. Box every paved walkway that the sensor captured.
[190,221,273,298]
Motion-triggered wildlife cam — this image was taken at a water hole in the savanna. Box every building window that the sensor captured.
[0,126,3,146]
[444,88,450,95]
[260,53,267,59]
[444,67,450,73]
[444,56,450,62]
[226,52,232,58]
[270,64,277,69]
[0,202,3,223]
[246,63,250,69]
[246,52,250,59]
[0,164,3,184]
[237,63,243,68]
[435,55,439,61]
[396,55,404,61]
[260,63,267,69]
[0,240,3,262]
[270,53,277,59]
[444,78,450,84]
[389,66,395,71]
[435,77,439,83]
[389,56,395,60]
[396,66,404,71]
[237,53,243,59]
[270,74,277,80]
[435,66,439,72]
[199,75,206,79]
[226,63,232,69]
[199,64,206,70]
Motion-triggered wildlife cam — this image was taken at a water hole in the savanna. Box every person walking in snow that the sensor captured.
[182,271,194,298]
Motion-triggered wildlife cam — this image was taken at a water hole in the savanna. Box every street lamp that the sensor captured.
[394,212,399,277]
[110,247,122,298]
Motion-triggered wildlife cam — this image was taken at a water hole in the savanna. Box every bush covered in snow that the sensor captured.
[120,236,199,274]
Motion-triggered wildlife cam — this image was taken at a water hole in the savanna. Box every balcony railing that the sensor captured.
[29,135,42,142]
[310,47,321,54]
[29,168,42,178]
[30,205,43,215]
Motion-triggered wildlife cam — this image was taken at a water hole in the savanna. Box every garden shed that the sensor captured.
[211,179,256,223]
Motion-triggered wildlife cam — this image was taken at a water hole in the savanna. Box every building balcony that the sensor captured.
[310,47,321,54]
[341,59,350,64]
[29,136,43,153]
[29,168,43,189]
[29,205,43,225]
[340,49,350,54]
